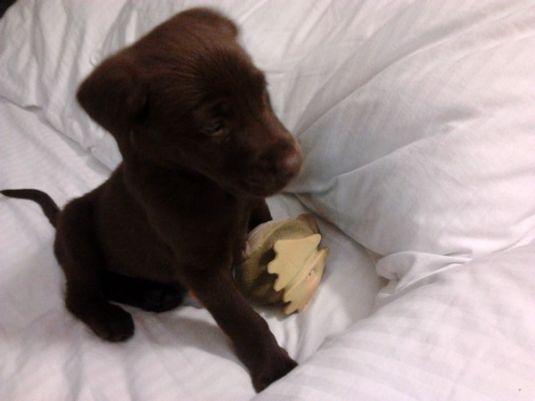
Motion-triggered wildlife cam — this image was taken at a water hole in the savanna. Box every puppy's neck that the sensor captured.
[121,153,247,210]
[124,151,209,185]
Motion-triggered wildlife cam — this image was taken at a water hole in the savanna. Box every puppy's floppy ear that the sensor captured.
[77,55,148,136]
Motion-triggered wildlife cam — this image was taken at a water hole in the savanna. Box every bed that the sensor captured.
[1,1,534,400]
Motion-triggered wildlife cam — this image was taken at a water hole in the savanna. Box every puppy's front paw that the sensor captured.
[252,350,297,392]
[82,303,135,342]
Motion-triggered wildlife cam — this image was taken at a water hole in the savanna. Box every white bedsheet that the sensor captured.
[0,100,381,400]
[256,242,535,401]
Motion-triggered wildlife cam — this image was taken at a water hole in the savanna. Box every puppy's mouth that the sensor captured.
[239,169,301,197]
[240,149,303,197]
[239,179,287,197]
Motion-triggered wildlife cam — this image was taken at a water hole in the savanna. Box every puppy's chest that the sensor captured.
[154,192,251,248]
[181,200,250,244]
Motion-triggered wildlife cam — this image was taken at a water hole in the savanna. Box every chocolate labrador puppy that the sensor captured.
[1,8,302,391]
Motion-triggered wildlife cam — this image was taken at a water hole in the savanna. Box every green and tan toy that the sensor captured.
[235,214,329,315]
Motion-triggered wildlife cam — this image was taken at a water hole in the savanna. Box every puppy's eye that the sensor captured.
[202,120,225,136]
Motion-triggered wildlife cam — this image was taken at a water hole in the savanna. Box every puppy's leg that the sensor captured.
[102,270,185,312]
[56,198,134,342]
[248,199,272,231]
[183,265,297,392]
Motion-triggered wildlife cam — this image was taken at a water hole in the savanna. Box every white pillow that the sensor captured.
[0,0,126,157]
[289,0,535,270]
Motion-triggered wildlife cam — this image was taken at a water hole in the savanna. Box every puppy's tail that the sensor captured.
[1,189,59,227]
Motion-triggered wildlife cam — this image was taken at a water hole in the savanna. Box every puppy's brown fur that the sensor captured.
[3,8,302,391]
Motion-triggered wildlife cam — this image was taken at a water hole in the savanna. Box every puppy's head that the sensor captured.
[78,8,302,197]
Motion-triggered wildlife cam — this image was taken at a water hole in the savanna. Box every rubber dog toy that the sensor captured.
[235,214,328,315]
